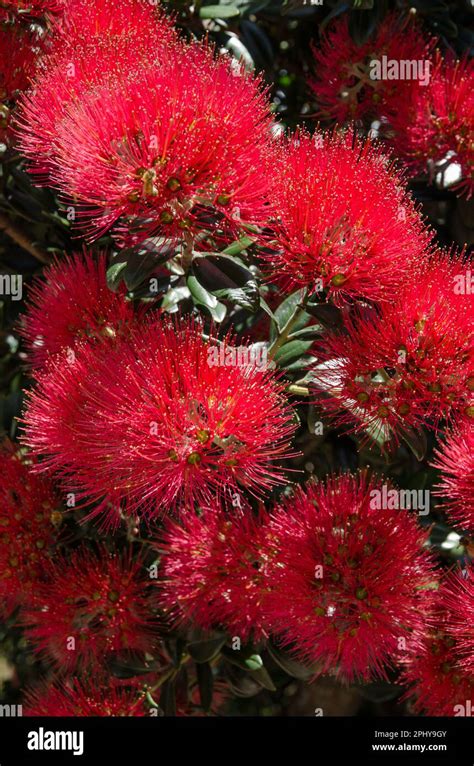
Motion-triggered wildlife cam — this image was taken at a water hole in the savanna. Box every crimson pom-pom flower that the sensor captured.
[0,0,63,22]
[24,677,148,716]
[22,546,158,671]
[262,473,435,682]
[46,44,273,245]
[387,54,474,198]
[19,250,137,369]
[22,317,296,525]
[0,442,61,615]
[158,507,272,642]
[309,13,434,124]
[0,23,45,142]
[14,0,177,179]
[264,130,431,304]
[311,252,474,445]
[402,567,474,715]
[433,422,474,533]
[441,566,474,675]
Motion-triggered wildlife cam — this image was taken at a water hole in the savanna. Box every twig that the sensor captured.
[0,212,50,264]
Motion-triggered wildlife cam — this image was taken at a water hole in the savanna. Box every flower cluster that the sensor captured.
[433,422,474,533]
[158,472,434,682]
[16,0,272,245]
[311,252,474,445]
[264,130,431,304]
[22,317,296,525]
[402,566,474,716]
[22,546,158,671]
[310,15,473,196]
[20,250,138,369]
[0,442,61,615]
[24,678,148,716]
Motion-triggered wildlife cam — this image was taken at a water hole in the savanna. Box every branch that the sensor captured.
[0,212,50,264]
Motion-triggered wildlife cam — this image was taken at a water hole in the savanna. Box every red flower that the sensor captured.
[0,23,45,142]
[48,43,272,245]
[433,421,474,533]
[263,473,435,682]
[22,318,296,525]
[311,252,474,445]
[442,566,474,675]
[310,13,434,124]
[20,250,138,369]
[388,54,474,198]
[402,567,474,715]
[24,677,148,716]
[264,130,431,304]
[0,0,63,22]
[158,507,272,642]
[15,0,177,179]
[0,442,61,615]
[22,546,158,671]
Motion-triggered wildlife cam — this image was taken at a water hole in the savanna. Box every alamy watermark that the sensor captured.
[207,344,270,371]
[369,56,431,87]
[0,274,22,301]
[370,485,430,515]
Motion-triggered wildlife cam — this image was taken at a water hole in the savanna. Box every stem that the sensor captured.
[0,212,50,264]
[287,384,311,397]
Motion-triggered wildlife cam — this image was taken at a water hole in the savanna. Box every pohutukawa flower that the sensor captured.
[0,442,61,615]
[310,13,434,124]
[14,0,177,179]
[158,507,272,641]
[0,23,44,142]
[22,547,158,671]
[0,0,64,22]
[388,54,474,198]
[311,252,474,445]
[46,43,273,245]
[402,567,474,715]
[433,422,474,533]
[22,318,296,525]
[24,678,148,716]
[20,250,138,369]
[264,130,431,304]
[441,566,474,675]
[263,473,435,682]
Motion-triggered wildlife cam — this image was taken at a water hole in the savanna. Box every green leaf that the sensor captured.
[106,262,127,291]
[273,339,313,368]
[187,276,218,309]
[159,679,176,716]
[187,635,227,664]
[400,425,428,462]
[244,654,263,671]
[273,289,306,334]
[192,254,254,291]
[200,4,240,19]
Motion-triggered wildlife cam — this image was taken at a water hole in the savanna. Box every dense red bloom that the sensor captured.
[0,0,63,22]
[0,442,61,615]
[22,318,296,525]
[20,250,137,369]
[158,507,272,641]
[22,546,158,671]
[433,422,474,533]
[263,473,435,682]
[388,54,474,198]
[264,130,431,304]
[24,677,148,716]
[441,566,474,675]
[15,0,177,178]
[310,14,434,124]
[16,0,272,245]
[402,567,474,715]
[47,43,273,245]
[0,23,45,142]
[311,252,474,445]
